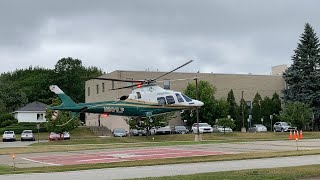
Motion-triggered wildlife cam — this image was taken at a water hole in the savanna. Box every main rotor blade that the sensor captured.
[92,77,144,83]
[152,60,193,81]
[110,83,143,90]
[157,77,201,83]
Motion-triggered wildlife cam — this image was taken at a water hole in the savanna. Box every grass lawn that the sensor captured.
[132,164,320,180]
[31,131,320,145]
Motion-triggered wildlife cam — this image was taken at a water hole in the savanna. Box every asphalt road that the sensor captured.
[2,155,320,180]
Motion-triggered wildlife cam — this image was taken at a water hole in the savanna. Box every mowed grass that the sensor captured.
[132,164,320,180]
[32,131,320,145]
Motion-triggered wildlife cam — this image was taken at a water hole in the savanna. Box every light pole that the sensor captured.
[195,74,200,141]
[261,117,264,125]
[241,91,246,132]
[270,114,273,132]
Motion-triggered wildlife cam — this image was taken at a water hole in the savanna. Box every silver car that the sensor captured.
[21,130,35,141]
[249,124,267,133]
[273,122,296,132]
[112,128,127,137]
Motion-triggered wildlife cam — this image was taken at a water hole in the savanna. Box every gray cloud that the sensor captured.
[1,0,320,75]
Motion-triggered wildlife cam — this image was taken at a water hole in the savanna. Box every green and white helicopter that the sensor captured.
[48,60,204,120]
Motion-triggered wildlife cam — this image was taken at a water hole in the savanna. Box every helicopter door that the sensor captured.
[157,97,166,105]
[165,95,175,104]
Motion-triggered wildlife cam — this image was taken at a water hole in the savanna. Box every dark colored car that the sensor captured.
[173,126,189,134]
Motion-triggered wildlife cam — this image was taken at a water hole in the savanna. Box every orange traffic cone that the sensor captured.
[289,131,293,140]
[299,130,303,139]
[293,131,297,140]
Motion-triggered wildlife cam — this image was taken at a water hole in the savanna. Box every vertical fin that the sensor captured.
[49,85,76,106]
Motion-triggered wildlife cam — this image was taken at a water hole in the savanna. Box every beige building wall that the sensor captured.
[85,71,286,129]
[272,64,288,75]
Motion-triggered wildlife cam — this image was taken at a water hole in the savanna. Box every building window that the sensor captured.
[166,95,175,104]
[96,84,99,94]
[37,114,44,120]
[112,81,115,89]
[164,79,170,89]
[157,97,166,105]
[102,83,105,92]
[88,87,90,96]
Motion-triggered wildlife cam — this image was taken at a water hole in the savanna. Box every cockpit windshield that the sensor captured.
[181,94,192,102]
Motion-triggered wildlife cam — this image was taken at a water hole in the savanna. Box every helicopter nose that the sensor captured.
[194,100,204,107]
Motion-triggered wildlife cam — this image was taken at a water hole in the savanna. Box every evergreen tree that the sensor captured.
[272,93,282,115]
[261,96,274,129]
[283,23,320,129]
[251,93,263,124]
[227,89,238,120]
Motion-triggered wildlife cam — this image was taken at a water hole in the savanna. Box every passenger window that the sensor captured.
[175,93,184,102]
[166,96,175,104]
[136,92,141,99]
[157,97,166,105]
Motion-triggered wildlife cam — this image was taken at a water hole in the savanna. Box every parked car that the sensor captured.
[63,132,70,140]
[212,125,233,133]
[191,123,213,133]
[273,122,296,132]
[249,124,267,133]
[130,129,139,136]
[49,132,63,141]
[112,128,127,137]
[21,130,35,141]
[173,126,189,134]
[2,131,16,142]
[156,126,172,134]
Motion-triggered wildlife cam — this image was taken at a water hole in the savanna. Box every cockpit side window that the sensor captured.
[166,95,175,104]
[175,93,184,102]
[157,97,166,105]
[136,92,141,99]
[181,94,192,102]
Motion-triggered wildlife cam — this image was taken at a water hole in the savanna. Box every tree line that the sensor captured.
[0,57,103,130]
[183,23,320,131]
[181,81,282,131]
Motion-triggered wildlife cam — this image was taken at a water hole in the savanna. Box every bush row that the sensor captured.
[0,126,47,134]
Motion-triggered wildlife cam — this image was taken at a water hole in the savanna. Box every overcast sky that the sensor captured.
[1,0,320,75]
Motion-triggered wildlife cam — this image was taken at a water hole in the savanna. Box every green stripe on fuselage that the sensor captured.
[49,100,188,117]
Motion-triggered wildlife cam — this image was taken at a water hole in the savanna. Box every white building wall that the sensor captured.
[14,111,46,123]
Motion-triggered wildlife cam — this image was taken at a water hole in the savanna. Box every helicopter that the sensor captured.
[48,60,204,121]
